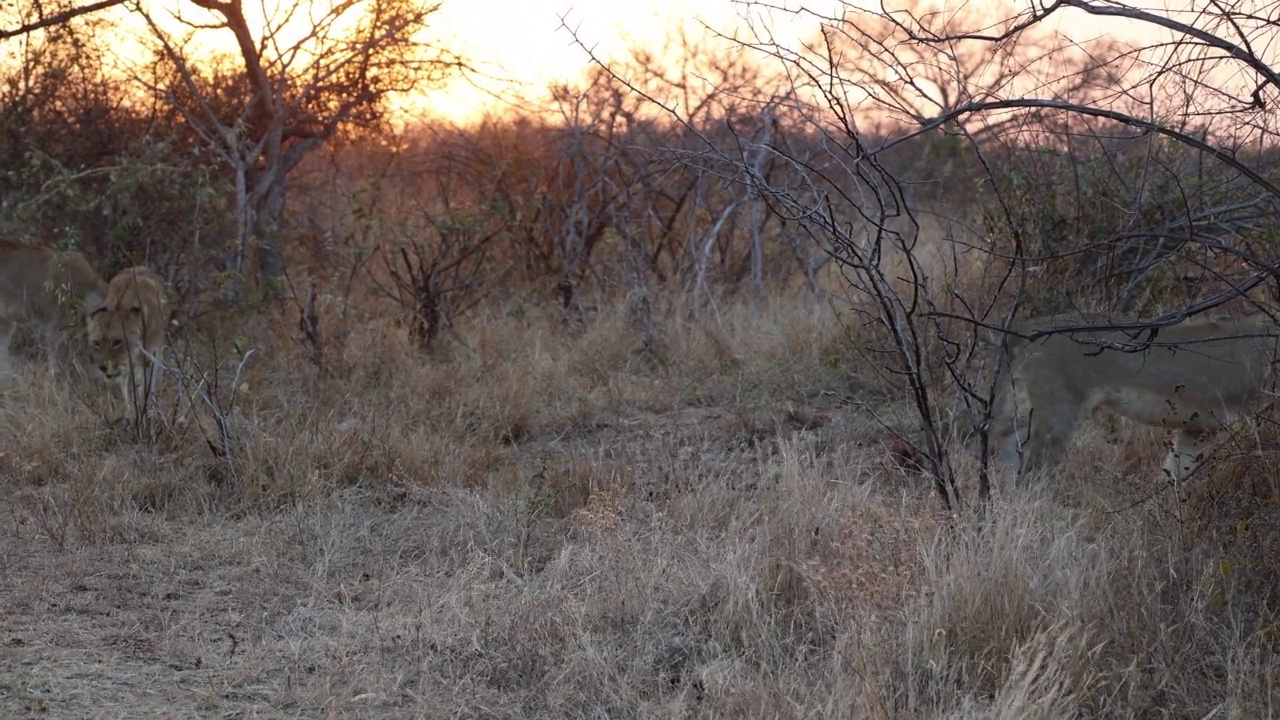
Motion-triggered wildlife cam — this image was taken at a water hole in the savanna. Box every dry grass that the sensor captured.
[2,294,1279,719]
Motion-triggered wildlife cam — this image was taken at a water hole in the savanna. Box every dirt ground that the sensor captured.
[1,386,941,719]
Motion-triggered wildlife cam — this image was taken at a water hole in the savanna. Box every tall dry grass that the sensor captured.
[1,292,1278,718]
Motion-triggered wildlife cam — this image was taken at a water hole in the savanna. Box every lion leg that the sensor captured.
[113,376,133,420]
[127,365,149,418]
[93,373,127,425]
[1021,413,1079,483]
[141,361,160,413]
[0,324,13,379]
[124,357,164,422]
[1002,385,1082,485]
[1162,429,1215,483]
[39,323,60,376]
[105,363,143,424]
[992,374,1030,469]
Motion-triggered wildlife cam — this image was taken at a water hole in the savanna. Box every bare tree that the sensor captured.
[133,0,463,293]
[691,0,1280,502]
[544,25,816,321]
[854,0,1280,312]
[375,212,498,353]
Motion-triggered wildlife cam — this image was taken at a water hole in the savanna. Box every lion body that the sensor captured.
[992,314,1278,482]
[87,267,168,411]
[0,239,108,373]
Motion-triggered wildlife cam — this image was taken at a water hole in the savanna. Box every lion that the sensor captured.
[86,266,169,413]
[0,239,108,374]
[990,313,1278,483]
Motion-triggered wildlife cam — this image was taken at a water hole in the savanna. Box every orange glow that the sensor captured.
[416,0,802,124]
[0,0,1210,127]
[409,0,1165,125]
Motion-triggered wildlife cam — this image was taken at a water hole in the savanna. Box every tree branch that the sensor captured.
[896,97,1280,203]
[1060,0,1280,101]
[0,0,126,39]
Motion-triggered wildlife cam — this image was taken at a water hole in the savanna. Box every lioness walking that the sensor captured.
[0,239,108,374]
[992,313,1279,483]
[87,267,169,415]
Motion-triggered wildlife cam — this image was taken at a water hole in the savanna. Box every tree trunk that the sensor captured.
[254,179,287,290]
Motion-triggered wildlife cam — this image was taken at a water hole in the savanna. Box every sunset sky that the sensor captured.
[74,0,1176,126]
[409,0,1153,124]
[417,0,832,123]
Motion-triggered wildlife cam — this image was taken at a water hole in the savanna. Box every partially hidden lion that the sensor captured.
[87,266,169,413]
[0,239,108,374]
[991,312,1278,483]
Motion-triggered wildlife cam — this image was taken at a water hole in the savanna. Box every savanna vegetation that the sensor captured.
[3,0,1280,717]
